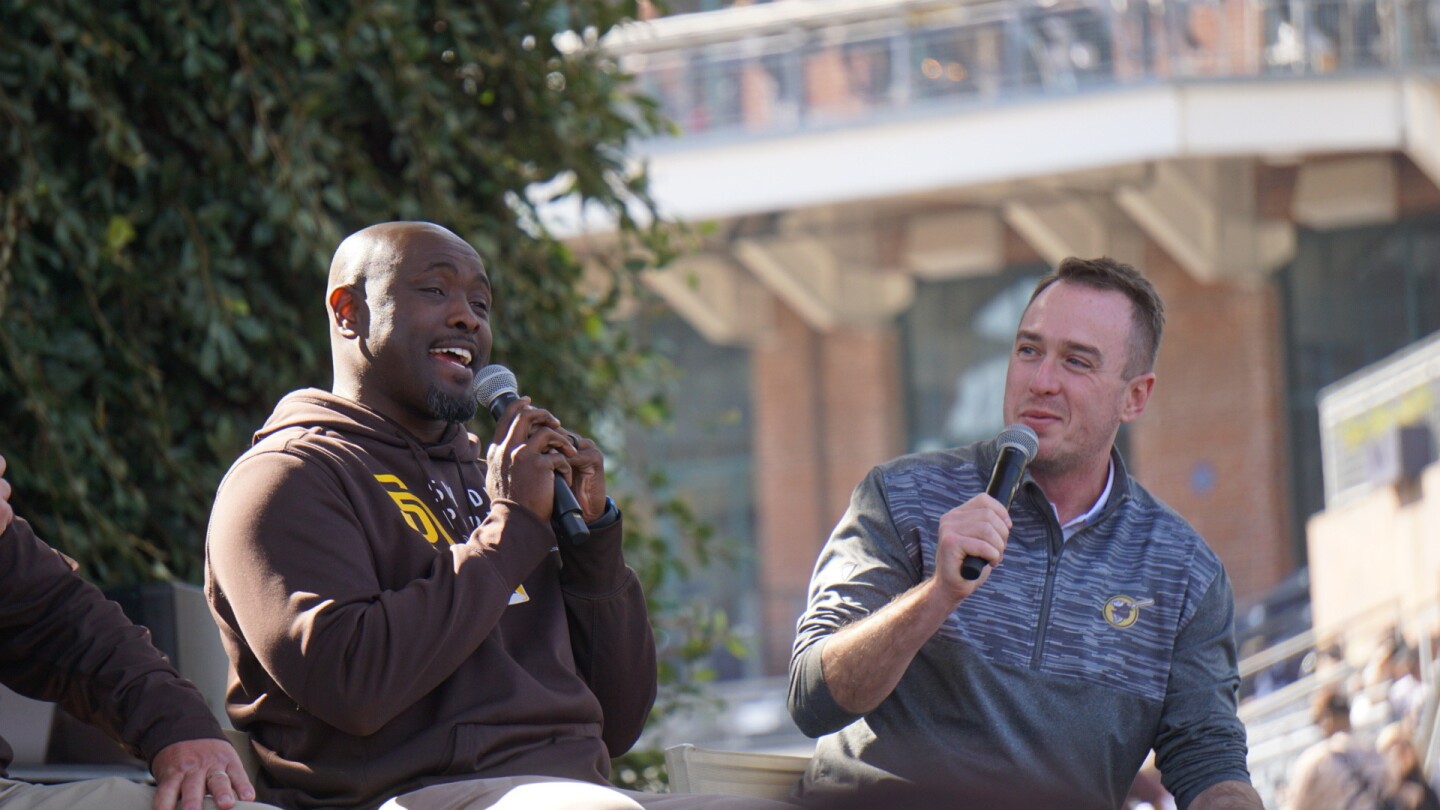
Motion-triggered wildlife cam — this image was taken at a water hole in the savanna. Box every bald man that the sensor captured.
[204,223,785,809]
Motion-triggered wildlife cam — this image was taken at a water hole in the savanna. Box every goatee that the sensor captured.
[427,386,480,424]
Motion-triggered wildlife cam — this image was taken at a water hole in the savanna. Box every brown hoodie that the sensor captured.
[204,389,656,809]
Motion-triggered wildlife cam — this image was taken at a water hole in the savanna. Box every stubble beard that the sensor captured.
[1029,418,1121,486]
[1027,448,1076,485]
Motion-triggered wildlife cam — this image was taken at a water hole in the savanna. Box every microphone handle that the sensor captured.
[553,472,591,545]
[960,447,1027,581]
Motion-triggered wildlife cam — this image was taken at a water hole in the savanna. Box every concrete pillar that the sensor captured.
[734,236,914,331]
[643,253,775,346]
[1115,158,1295,285]
[1404,78,1440,192]
[1292,157,1398,229]
[1002,198,1111,266]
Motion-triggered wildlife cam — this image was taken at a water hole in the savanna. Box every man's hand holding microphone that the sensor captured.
[475,365,609,541]
[933,423,1038,603]
[819,425,1038,715]
[933,493,1013,603]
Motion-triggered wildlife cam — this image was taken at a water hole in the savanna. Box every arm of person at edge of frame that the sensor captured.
[1187,779,1263,809]
[0,458,256,810]
[0,454,11,533]
[151,738,259,810]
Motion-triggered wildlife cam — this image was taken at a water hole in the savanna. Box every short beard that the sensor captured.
[426,386,480,424]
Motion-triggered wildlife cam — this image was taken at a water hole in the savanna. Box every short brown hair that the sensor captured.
[1028,257,1165,378]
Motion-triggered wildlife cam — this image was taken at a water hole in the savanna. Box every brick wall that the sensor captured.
[750,303,903,673]
[1129,245,1295,603]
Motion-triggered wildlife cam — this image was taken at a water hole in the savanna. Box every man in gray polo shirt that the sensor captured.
[789,257,1260,809]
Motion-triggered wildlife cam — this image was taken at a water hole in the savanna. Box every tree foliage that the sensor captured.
[0,0,675,584]
[0,4,744,785]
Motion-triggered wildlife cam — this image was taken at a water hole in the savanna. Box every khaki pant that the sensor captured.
[0,776,279,809]
[382,776,795,809]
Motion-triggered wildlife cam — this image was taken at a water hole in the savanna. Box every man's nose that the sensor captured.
[1028,356,1061,394]
[448,295,481,332]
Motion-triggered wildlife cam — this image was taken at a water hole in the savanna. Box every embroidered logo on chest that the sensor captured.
[1102,594,1155,629]
[374,474,455,545]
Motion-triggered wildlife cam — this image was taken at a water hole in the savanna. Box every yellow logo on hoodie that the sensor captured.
[374,474,456,545]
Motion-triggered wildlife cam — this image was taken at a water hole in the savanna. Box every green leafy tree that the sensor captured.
[0,0,728,785]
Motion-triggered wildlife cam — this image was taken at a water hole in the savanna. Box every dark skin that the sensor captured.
[485,402,609,524]
[326,222,608,523]
[0,455,10,531]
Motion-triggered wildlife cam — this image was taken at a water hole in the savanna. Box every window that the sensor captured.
[901,265,1046,452]
[1280,215,1440,557]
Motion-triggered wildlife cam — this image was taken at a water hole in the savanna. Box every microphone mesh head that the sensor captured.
[472,364,518,408]
[997,423,1039,462]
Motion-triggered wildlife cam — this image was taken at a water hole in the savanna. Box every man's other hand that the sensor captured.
[151,737,257,810]
[0,454,13,533]
[566,434,608,523]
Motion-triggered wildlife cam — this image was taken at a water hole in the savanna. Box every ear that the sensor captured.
[329,286,363,339]
[1120,372,1155,423]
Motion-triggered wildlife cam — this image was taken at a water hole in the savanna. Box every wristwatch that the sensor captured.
[586,496,621,530]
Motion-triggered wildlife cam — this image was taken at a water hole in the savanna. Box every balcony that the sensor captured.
[613,0,1440,145]
[540,0,1440,241]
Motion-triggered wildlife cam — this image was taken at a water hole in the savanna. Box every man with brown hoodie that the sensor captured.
[205,222,785,809]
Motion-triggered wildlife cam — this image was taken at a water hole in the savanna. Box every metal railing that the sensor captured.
[1238,596,1440,806]
[606,0,1440,141]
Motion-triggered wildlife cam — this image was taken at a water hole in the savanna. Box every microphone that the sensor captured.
[960,424,1039,581]
[473,364,591,545]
